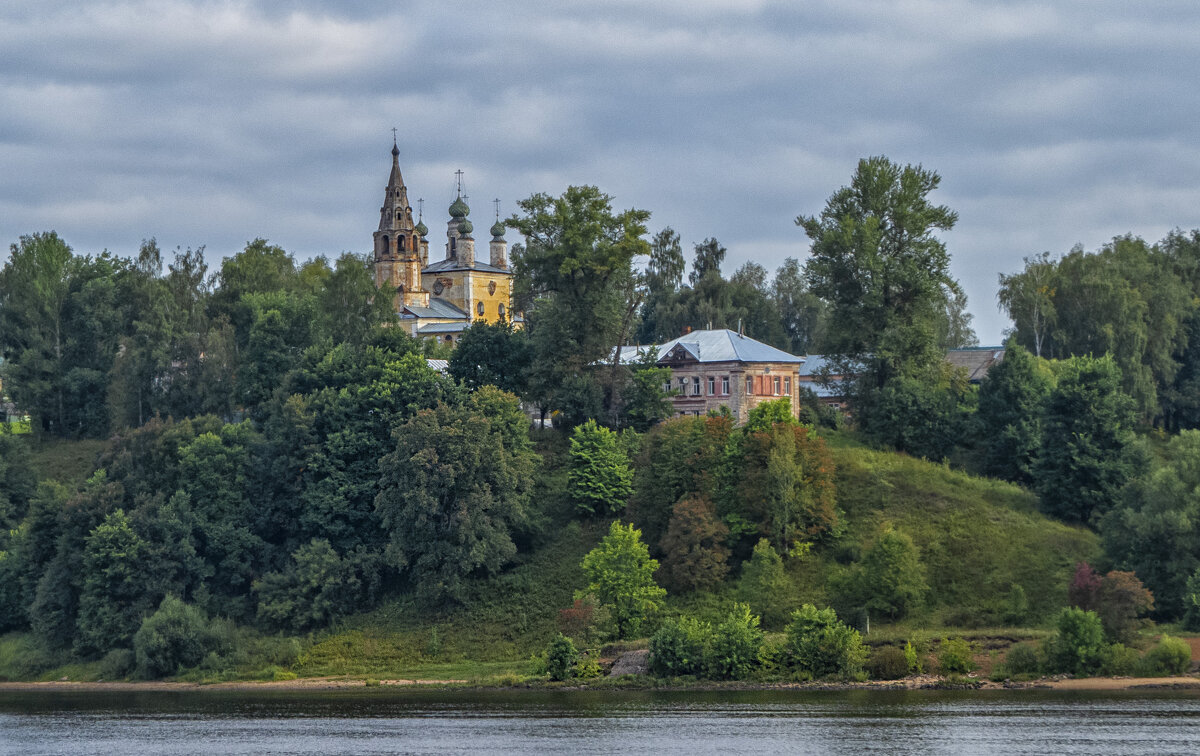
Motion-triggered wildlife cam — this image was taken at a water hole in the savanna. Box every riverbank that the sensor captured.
[4,674,1199,694]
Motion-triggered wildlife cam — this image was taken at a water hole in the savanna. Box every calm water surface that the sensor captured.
[2,688,1199,755]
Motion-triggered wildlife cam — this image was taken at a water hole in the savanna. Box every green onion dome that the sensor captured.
[449,196,470,218]
[458,219,474,236]
[415,219,428,237]
[490,220,506,239]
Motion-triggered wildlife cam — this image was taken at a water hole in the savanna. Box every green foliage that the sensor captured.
[784,604,868,680]
[648,615,712,677]
[730,423,838,554]
[579,521,666,639]
[567,420,634,516]
[133,595,222,678]
[376,393,536,603]
[799,156,960,416]
[629,415,732,550]
[98,647,136,680]
[620,350,674,432]
[737,539,793,627]
[1003,642,1041,676]
[867,645,909,680]
[1099,643,1140,676]
[1135,635,1191,676]
[1035,354,1140,524]
[658,496,729,593]
[1102,430,1200,619]
[75,509,156,656]
[744,398,797,434]
[1045,608,1106,675]
[831,526,927,621]
[904,640,924,674]
[1184,568,1200,631]
[0,435,36,533]
[937,637,977,674]
[975,341,1054,484]
[252,539,364,631]
[545,633,579,681]
[448,318,532,396]
[707,603,763,680]
[859,373,974,461]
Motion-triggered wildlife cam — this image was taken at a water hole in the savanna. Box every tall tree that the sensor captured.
[998,251,1057,358]
[579,521,666,638]
[508,186,650,422]
[772,257,826,355]
[975,340,1055,484]
[798,156,959,405]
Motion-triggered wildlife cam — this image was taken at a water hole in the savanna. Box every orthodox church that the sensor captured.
[373,142,517,343]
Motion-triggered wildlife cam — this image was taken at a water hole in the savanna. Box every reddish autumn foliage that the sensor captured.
[1068,562,1102,611]
[658,495,730,593]
[734,423,838,550]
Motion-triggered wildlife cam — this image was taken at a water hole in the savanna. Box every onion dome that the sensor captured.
[415,219,428,237]
[458,219,474,236]
[449,195,470,218]
[490,219,506,239]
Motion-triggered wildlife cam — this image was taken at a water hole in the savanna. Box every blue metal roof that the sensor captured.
[402,298,469,320]
[618,329,804,365]
[423,258,511,275]
[417,321,470,334]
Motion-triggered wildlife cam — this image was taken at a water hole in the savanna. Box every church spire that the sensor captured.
[374,137,427,310]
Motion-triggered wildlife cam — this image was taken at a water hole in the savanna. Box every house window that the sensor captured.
[746,376,753,395]
[785,377,792,395]
[722,377,730,395]
[663,381,672,394]
[707,376,715,395]
[773,376,781,395]
[678,377,687,392]
[692,377,701,396]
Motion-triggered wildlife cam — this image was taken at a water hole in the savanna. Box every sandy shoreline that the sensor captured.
[2,675,1199,694]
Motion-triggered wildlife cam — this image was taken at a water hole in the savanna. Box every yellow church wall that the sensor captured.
[421,269,514,325]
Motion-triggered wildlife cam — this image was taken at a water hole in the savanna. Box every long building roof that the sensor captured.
[618,329,804,365]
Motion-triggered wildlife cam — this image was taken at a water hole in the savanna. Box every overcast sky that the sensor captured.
[3,1,1198,343]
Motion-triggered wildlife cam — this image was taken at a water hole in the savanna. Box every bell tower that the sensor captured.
[373,139,428,309]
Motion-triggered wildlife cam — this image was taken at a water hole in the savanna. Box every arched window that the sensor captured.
[498,303,506,319]
[380,235,390,255]
[477,301,485,316]
[398,236,406,251]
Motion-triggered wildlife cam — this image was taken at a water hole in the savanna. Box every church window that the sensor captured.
[398,236,406,251]
[722,377,730,395]
[498,303,506,319]
[707,376,715,395]
[381,235,390,255]
[450,238,457,257]
[477,301,485,316]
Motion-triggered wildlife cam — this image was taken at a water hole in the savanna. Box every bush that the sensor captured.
[658,496,730,593]
[133,596,221,679]
[649,616,712,677]
[707,604,764,680]
[937,637,977,674]
[1136,635,1191,677]
[738,539,793,628]
[98,648,135,680]
[567,420,633,516]
[867,645,909,680]
[575,653,603,679]
[784,604,868,680]
[545,633,579,682]
[1099,643,1140,676]
[1003,643,1040,676]
[904,640,924,674]
[1045,607,1105,675]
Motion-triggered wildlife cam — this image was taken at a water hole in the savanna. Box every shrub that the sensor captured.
[649,616,712,677]
[784,604,868,680]
[1003,643,1040,676]
[133,596,221,679]
[1099,643,1140,676]
[98,648,135,680]
[1183,568,1200,632]
[904,640,924,674]
[738,539,793,628]
[867,645,909,680]
[545,633,579,682]
[1045,607,1105,675]
[707,604,764,680]
[1095,570,1154,644]
[580,521,666,639]
[937,637,977,674]
[1136,635,1191,677]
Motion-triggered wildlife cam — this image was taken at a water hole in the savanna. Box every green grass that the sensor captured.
[27,436,106,487]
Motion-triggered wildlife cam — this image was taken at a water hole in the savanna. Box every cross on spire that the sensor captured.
[454,169,464,197]
[417,198,424,219]
[391,127,398,143]
[493,198,501,219]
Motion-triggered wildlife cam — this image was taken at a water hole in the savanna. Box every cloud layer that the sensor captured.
[3,0,1199,342]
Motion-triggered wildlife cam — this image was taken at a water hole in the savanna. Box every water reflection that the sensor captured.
[1,689,1198,755]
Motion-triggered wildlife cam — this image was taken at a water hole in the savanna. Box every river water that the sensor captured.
[2,688,1199,755]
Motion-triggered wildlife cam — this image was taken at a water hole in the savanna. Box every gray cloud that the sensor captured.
[3,0,1200,342]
